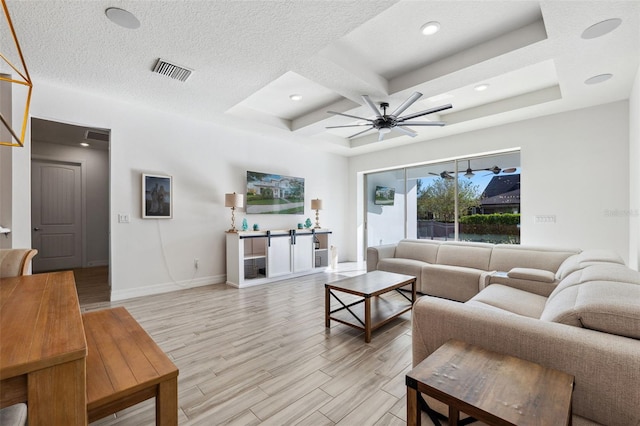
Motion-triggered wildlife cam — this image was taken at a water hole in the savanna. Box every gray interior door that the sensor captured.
[31,160,82,272]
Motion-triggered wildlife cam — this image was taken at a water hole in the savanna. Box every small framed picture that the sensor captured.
[142,173,172,218]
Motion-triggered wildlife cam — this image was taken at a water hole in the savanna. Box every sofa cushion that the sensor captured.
[541,281,640,339]
[507,267,555,283]
[395,239,440,263]
[489,245,580,274]
[548,263,640,301]
[421,263,485,302]
[436,242,493,270]
[468,284,547,318]
[555,249,625,280]
[376,258,424,287]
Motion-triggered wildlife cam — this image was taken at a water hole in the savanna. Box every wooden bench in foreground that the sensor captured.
[82,307,179,425]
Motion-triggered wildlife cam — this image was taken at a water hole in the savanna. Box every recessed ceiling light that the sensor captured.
[585,74,613,85]
[289,94,303,101]
[420,21,441,36]
[80,142,90,147]
[474,84,490,92]
[105,7,140,29]
[581,18,622,39]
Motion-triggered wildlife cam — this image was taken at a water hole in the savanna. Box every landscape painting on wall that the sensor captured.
[142,173,172,218]
[246,171,304,214]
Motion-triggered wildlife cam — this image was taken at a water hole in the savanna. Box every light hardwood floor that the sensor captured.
[78,264,420,426]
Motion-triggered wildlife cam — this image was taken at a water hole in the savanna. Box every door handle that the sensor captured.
[33,227,40,231]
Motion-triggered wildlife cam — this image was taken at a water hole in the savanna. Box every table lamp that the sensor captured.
[311,198,323,229]
[225,192,244,232]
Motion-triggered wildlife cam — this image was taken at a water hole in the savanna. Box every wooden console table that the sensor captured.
[0,271,88,425]
[406,339,574,426]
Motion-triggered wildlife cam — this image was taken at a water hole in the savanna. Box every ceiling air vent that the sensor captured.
[152,58,193,82]
[85,129,110,142]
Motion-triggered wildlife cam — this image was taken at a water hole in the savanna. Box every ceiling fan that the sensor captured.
[326,91,452,141]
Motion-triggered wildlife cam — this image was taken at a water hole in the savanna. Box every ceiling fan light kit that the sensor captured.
[326,91,452,141]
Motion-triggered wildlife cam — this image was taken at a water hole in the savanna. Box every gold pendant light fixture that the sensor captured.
[0,0,32,147]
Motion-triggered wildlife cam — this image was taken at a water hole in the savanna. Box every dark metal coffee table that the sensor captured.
[325,270,416,343]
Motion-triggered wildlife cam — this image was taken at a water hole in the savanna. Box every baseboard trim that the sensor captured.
[111,274,225,301]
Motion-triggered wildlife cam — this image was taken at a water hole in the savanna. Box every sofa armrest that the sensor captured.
[507,267,555,282]
[366,244,397,272]
[478,270,497,290]
[412,296,640,426]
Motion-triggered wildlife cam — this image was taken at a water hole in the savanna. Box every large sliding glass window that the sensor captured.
[365,151,520,250]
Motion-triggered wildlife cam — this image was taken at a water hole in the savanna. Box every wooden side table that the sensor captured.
[406,339,574,426]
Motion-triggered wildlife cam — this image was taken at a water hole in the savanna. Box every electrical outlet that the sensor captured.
[194,258,199,269]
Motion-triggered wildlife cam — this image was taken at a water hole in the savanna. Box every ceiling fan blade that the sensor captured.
[397,121,446,127]
[378,131,385,142]
[392,126,417,137]
[390,91,422,117]
[327,111,373,122]
[429,171,453,179]
[325,124,371,129]
[361,95,383,119]
[483,166,502,174]
[397,104,452,121]
[348,126,375,139]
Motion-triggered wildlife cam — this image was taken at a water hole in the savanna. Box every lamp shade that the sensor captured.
[311,199,323,210]
[225,193,244,208]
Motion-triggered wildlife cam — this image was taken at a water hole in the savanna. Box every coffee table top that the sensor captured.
[325,270,416,297]
[407,339,574,426]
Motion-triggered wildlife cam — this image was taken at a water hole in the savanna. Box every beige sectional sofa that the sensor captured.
[372,239,640,425]
[413,261,640,425]
[367,239,580,301]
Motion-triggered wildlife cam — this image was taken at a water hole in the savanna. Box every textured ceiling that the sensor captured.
[2,0,639,156]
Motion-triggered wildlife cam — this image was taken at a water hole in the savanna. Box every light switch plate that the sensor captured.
[118,214,130,223]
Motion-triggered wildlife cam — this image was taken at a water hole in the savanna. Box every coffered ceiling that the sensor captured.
[2,1,639,156]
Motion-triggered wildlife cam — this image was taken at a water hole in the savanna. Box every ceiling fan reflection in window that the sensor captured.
[429,161,518,180]
[326,92,452,141]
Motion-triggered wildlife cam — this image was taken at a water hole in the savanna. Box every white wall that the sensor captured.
[349,101,631,264]
[12,80,348,300]
[629,67,640,270]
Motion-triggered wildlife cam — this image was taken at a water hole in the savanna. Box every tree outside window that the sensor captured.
[417,178,480,222]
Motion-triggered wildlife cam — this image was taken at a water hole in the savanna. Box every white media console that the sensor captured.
[225,228,332,288]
